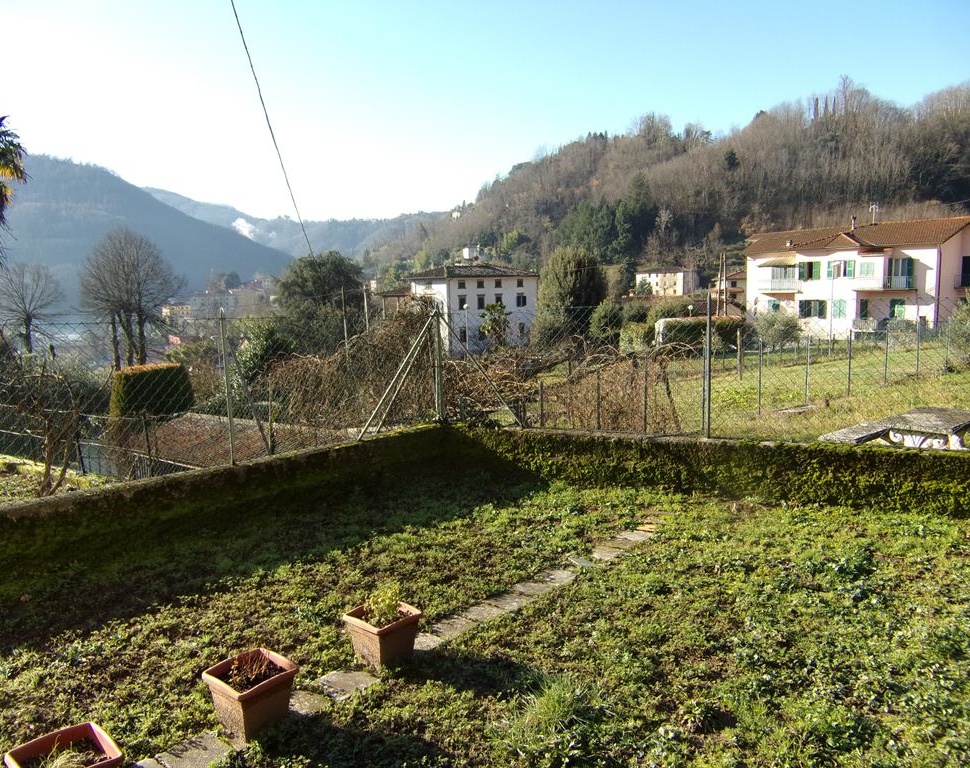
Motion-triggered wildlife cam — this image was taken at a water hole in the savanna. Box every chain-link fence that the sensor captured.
[2,296,969,493]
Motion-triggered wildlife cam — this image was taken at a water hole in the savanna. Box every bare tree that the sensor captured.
[80,227,185,367]
[0,262,64,353]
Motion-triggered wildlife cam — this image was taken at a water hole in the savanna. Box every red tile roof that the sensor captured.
[746,216,970,256]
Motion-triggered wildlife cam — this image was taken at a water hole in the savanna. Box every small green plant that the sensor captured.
[364,580,404,627]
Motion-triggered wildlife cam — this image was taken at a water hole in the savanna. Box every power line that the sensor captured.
[229,0,314,258]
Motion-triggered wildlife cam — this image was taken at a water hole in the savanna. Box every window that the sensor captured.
[729,280,738,288]
[890,298,906,319]
[516,293,527,307]
[495,279,502,288]
[477,294,485,310]
[799,261,821,281]
[494,294,503,305]
[798,299,827,319]
[833,299,846,319]
[518,322,526,338]
[457,280,466,290]
[458,327,467,343]
[859,262,875,278]
[457,294,466,309]
[516,278,524,288]
[476,280,485,289]
[859,298,869,319]
[768,300,781,313]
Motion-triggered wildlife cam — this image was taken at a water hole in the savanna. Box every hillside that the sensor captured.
[368,78,970,289]
[144,187,442,260]
[3,155,294,311]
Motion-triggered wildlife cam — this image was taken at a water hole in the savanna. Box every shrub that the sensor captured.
[109,363,193,418]
[754,309,801,350]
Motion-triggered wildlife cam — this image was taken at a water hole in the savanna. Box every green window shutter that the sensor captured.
[846,260,855,278]
[826,262,833,279]
[798,263,806,281]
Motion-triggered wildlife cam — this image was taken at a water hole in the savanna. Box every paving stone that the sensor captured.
[414,631,445,651]
[512,580,557,596]
[430,616,477,639]
[154,732,231,768]
[318,670,379,701]
[591,545,624,561]
[290,690,330,715]
[616,529,652,542]
[137,760,165,768]
[484,592,532,611]
[568,555,596,569]
[599,536,637,551]
[461,602,507,622]
[637,523,659,533]
[541,568,577,585]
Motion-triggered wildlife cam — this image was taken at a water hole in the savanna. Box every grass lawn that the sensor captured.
[2,472,968,767]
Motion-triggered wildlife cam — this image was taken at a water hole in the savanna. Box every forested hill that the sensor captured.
[3,155,294,310]
[370,79,970,289]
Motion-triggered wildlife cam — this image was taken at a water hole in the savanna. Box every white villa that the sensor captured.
[408,260,539,355]
[634,266,700,296]
[746,215,970,336]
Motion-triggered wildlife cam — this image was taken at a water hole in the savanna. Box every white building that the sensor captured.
[746,215,970,336]
[634,266,700,296]
[408,262,539,355]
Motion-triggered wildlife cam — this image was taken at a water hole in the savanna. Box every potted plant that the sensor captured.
[3,721,123,768]
[200,647,299,744]
[341,581,423,669]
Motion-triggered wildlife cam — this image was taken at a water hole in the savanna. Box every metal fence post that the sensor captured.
[433,309,445,421]
[846,333,853,398]
[539,381,545,428]
[804,335,812,405]
[916,316,922,379]
[883,330,890,385]
[219,308,236,466]
[596,368,603,430]
[757,340,763,417]
[642,365,649,433]
[703,293,712,438]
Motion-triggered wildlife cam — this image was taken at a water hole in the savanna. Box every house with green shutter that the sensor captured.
[745,214,970,337]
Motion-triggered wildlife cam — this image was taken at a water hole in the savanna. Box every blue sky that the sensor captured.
[5,0,969,221]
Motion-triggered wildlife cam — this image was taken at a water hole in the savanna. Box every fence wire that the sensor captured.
[2,296,969,494]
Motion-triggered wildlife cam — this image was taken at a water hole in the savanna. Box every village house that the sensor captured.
[407,249,539,355]
[634,265,700,296]
[745,214,970,336]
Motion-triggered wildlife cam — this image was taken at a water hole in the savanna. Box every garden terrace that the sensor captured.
[1,427,969,766]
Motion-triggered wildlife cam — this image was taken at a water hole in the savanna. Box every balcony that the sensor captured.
[764,278,800,292]
[883,275,915,290]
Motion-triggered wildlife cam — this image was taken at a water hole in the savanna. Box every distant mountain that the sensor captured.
[3,156,295,313]
[144,187,438,259]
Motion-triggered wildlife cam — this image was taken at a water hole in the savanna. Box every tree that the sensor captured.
[533,245,606,344]
[589,300,624,346]
[479,302,510,350]
[277,250,364,353]
[81,227,185,367]
[0,262,64,353]
[0,116,28,264]
[754,309,801,351]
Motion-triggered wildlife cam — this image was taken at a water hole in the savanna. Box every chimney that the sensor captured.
[851,215,857,231]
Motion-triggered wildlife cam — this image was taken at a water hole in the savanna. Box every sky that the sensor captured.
[5,0,969,222]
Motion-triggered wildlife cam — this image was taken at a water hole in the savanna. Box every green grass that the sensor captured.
[2,471,969,766]
[0,456,114,502]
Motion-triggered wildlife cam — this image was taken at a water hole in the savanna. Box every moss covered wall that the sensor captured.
[452,427,969,516]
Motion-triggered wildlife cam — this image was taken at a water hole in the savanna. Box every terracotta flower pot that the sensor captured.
[3,721,123,768]
[201,648,299,744]
[341,602,422,669]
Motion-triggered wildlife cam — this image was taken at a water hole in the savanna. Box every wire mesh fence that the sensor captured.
[2,295,969,494]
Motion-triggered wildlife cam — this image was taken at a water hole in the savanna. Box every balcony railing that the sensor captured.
[883,275,915,290]
[766,278,800,292]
